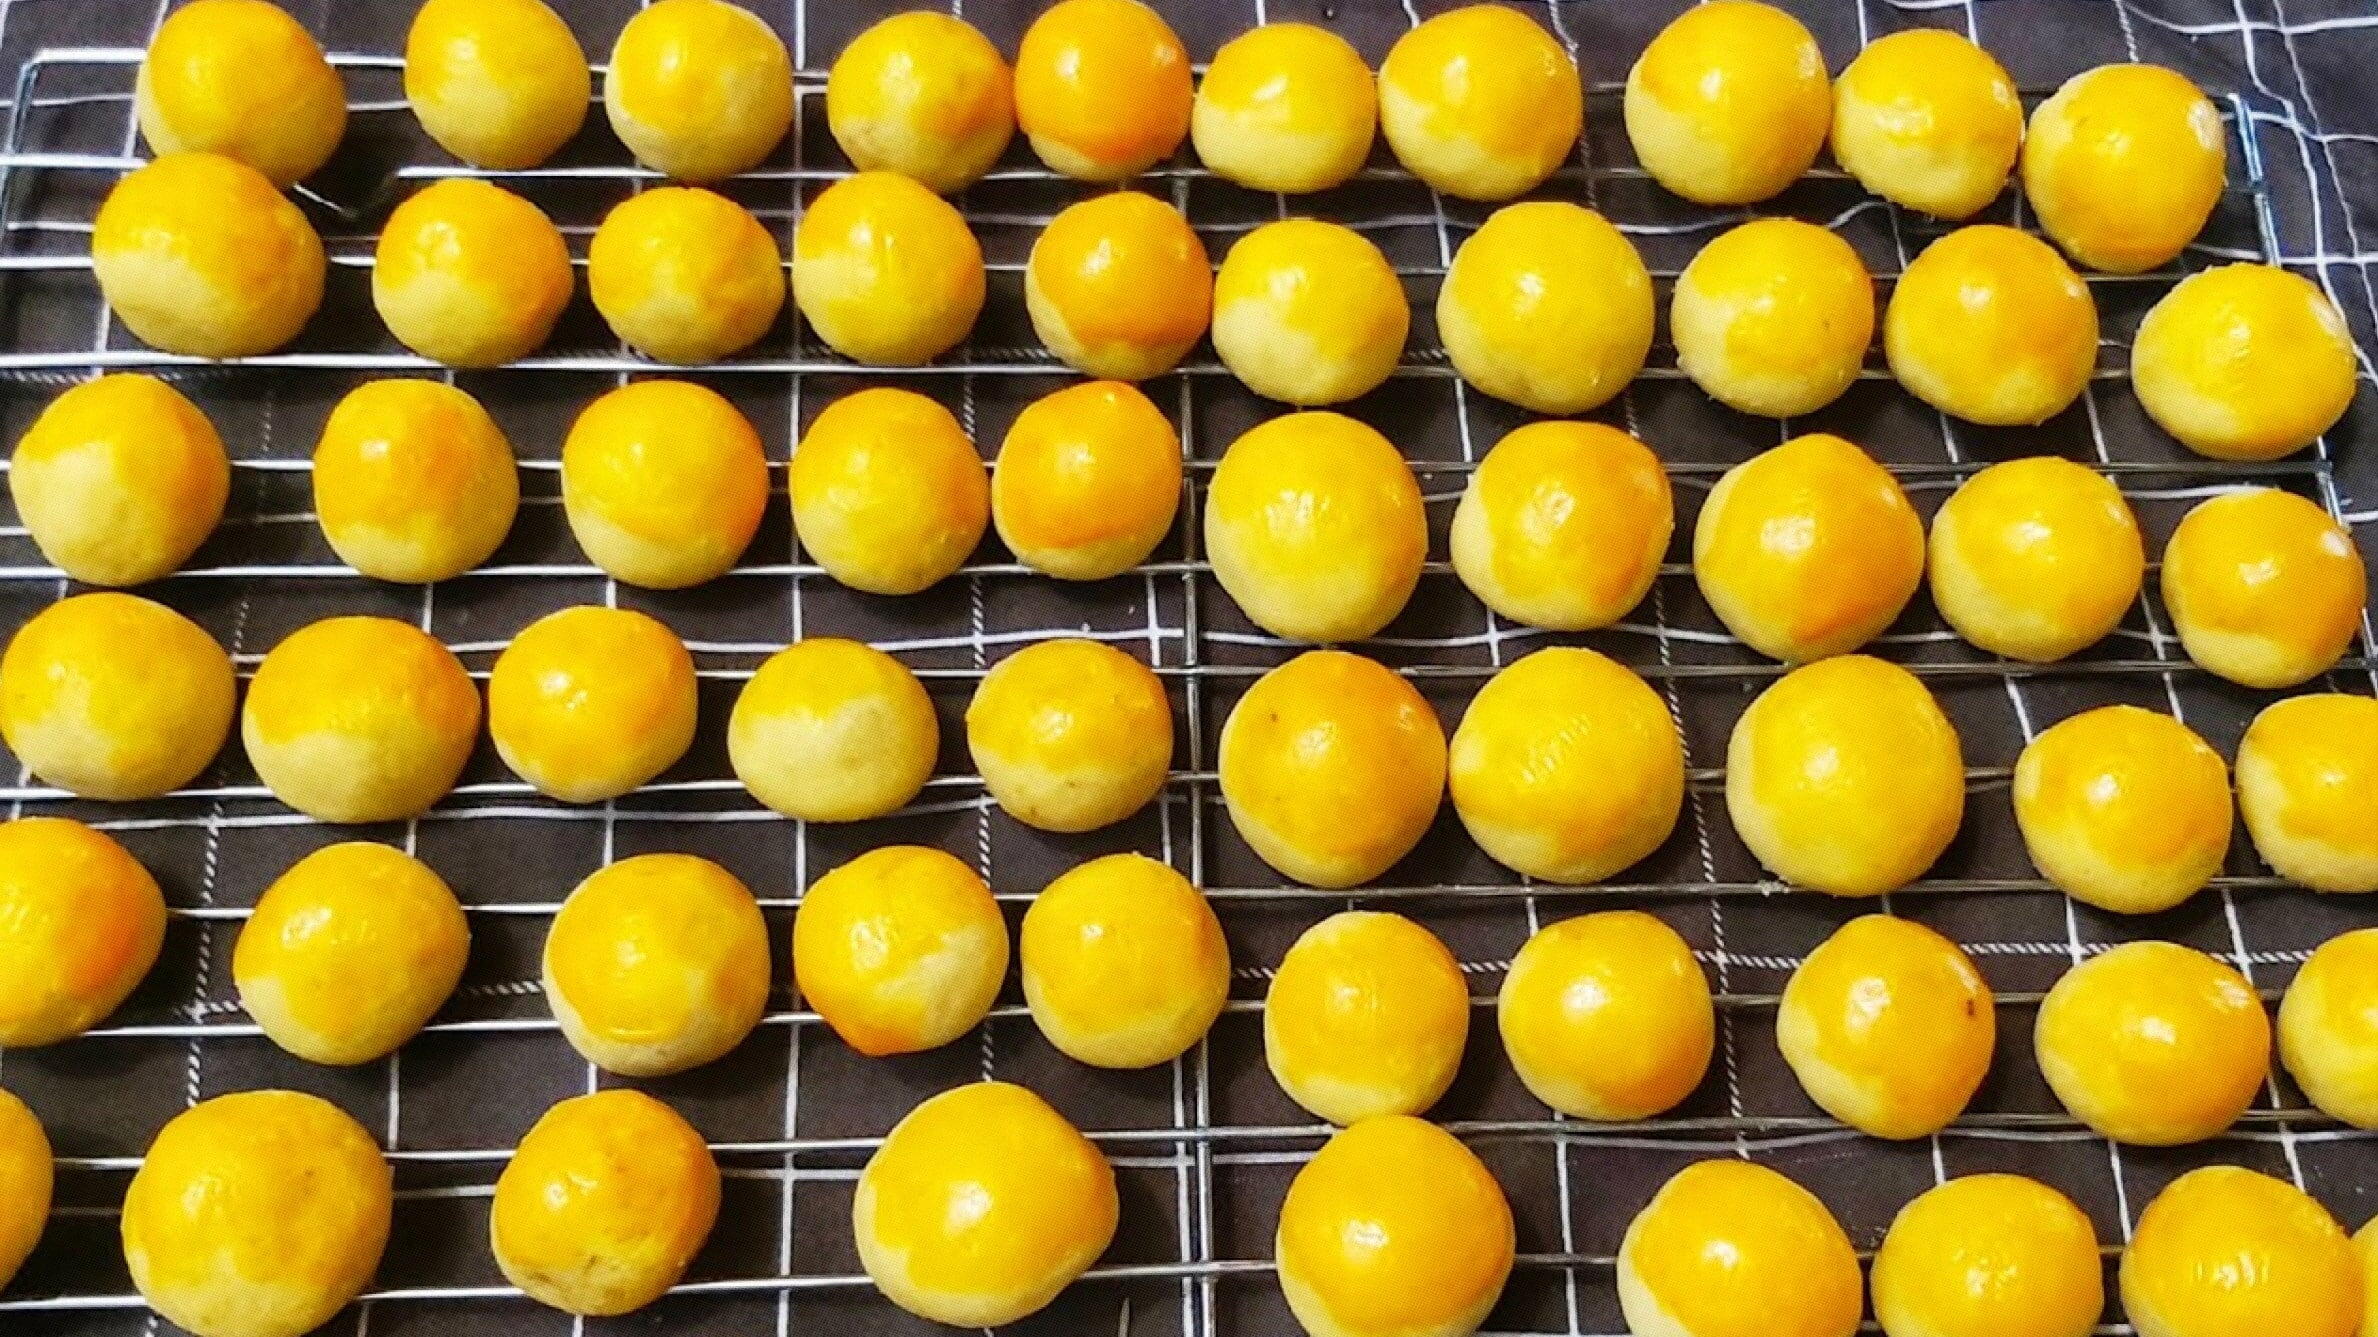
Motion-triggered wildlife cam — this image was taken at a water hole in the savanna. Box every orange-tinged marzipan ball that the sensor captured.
[2013,704,2232,915]
[729,638,938,823]
[2133,263,2358,461]
[1777,913,1994,1139]
[1,592,234,801]
[374,179,572,368]
[967,638,1172,833]
[244,617,478,824]
[826,11,1012,194]
[0,816,165,1047]
[1439,201,1653,416]
[544,853,769,1076]
[1192,23,1376,195]
[1671,218,1875,420]
[489,605,697,804]
[793,845,1006,1057]
[1013,0,1190,181]
[1265,910,1469,1125]
[790,386,989,594]
[312,378,520,584]
[1449,420,1671,632]
[1212,218,1409,407]
[992,379,1181,581]
[2025,64,2226,275]
[604,0,792,182]
[1379,4,1582,202]
[2161,487,2367,689]
[1871,1174,2104,1337]
[1625,1,1830,206]
[1886,224,2099,426]
[405,0,589,171]
[136,0,344,188]
[1830,29,2021,221]
[1497,910,1712,1121]
[2034,939,2269,1145]
[1927,456,2144,662]
[2121,1165,2361,1337]
[561,379,768,588]
[589,186,786,366]
[1026,190,1212,382]
[9,373,228,587]
[0,1087,49,1291]
[1020,852,1228,1069]
[2237,693,2378,893]
[1206,410,1426,644]
[91,152,324,359]
[2281,927,2378,1127]
[491,1089,719,1316]
[1618,1159,1863,1337]
[793,171,985,366]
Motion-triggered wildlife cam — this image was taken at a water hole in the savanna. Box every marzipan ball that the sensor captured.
[855,1082,1118,1327]
[790,387,989,594]
[561,379,768,588]
[1693,433,1925,663]
[1265,910,1469,1125]
[1439,201,1652,415]
[2025,64,2226,274]
[1013,0,1191,181]
[544,854,770,1076]
[489,605,697,803]
[1211,218,1409,406]
[2365,1219,2378,1337]
[2132,263,2358,460]
[375,179,572,368]
[1378,4,1583,202]
[1926,456,2144,662]
[2161,487,2366,689]
[2013,705,2232,915]
[1,593,233,801]
[1207,411,1425,644]
[91,153,325,359]
[793,171,985,365]
[491,1090,719,1316]
[0,1088,49,1291]
[1020,852,1229,1069]
[121,1091,391,1337]
[1776,914,1994,1139]
[729,638,938,822]
[1625,1,1831,205]
[1830,29,2021,220]
[589,186,786,365]
[1276,1116,1515,1337]
[1726,655,1965,897]
[1220,651,1446,888]
[0,817,165,1047]
[1497,910,1712,1121]
[1026,190,1212,381]
[2121,1166,2360,1337]
[233,842,469,1065]
[1885,225,2099,426]
[136,0,344,187]
[2280,928,2378,1127]
[244,617,480,824]
[1449,420,1671,632]
[1617,1159,1863,1337]
[2237,693,2378,893]
[967,638,1173,833]
[792,846,1006,1057]
[2034,940,2269,1145]
[826,11,1012,194]
[604,0,792,182]
[1671,218,1874,419]
[1192,23,1376,195]
[992,379,1182,581]
[9,373,228,586]
[1871,1175,2104,1337]
[405,0,590,170]
[1450,648,1683,884]
[312,378,520,584]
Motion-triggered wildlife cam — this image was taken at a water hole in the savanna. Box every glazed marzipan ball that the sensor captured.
[2013,705,2232,915]
[1871,1175,2104,1337]
[2280,928,2378,1128]
[1439,202,1652,416]
[1830,29,2021,220]
[1926,456,2144,662]
[2161,487,2367,689]
[605,0,792,182]
[589,186,786,366]
[92,153,325,360]
[544,854,770,1077]
[243,617,480,824]
[993,379,1182,581]
[792,845,1006,1057]
[136,0,345,187]
[2237,693,2378,893]
[1265,910,1470,1125]
[1012,0,1191,181]
[2121,1166,2360,1337]
[1,592,234,801]
[312,378,520,584]
[1192,22,1376,195]
[1206,411,1426,644]
[1212,218,1409,407]
[491,1089,719,1316]
[1618,1159,1864,1337]
[2024,64,2226,275]
[405,0,590,171]
[729,638,938,823]
[1625,1,1831,205]
[790,386,990,595]
[793,171,985,366]
[2132,263,2358,461]
[2034,940,2269,1145]
[1885,224,2099,426]
[375,179,573,368]
[561,378,769,588]
[1020,852,1229,1069]
[0,817,166,1047]
[489,605,697,804]
[0,1087,49,1291]
[1671,217,1874,420]
[966,638,1173,833]
[1497,910,1713,1122]
[1026,190,1212,382]
[1776,913,1994,1139]
[826,11,1012,194]
[9,373,228,587]
[1450,421,1671,632]
[1378,4,1583,202]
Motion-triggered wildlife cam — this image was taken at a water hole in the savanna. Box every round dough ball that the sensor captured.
[2238,693,2378,893]
[91,152,324,359]
[826,11,1012,194]
[2280,928,2378,1127]
[1496,910,1712,1121]
[2133,263,2358,461]
[233,842,468,1065]
[312,378,520,584]
[9,372,228,586]
[2013,705,2232,915]
[2024,64,2226,274]
[135,0,344,187]
[121,1091,390,1337]
[1618,1159,1863,1337]
[1276,1115,1515,1337]
[2034,939,2269,1145]
[1439,201,1652,415]
[729,638,937,822]
[1871,1174,2104,1337]
[1207,411,1424,644]
[1211,218,1409,407]
[992,379,1181,581]
[1378,4,1582,202]
[1886,224,2099,426]
[1692,432,1925,663]
[792,845,1005,1056]
[1725,654,1965,897]
[1265,910,1469,1125]
[855,1081,1117,1327]
[1450,648,1682,884]
[792,171,984,365]
[2161,487,2367,689]
[1776,914,1994,1139]
[1026,190,1211,381]
[1449,421,1670,632]
[966,638,1172,833]
[1,592,233,801]
[0,817,164,1047]
[1927,456,2144,662]
[604,0,791,182]
[2121,1165,2359,1337]
[491,1089,718,1316]
[244,616,479,823]
[560,378,768,588]
[589,186,786,366]
[405,0,589,170]
[790,386,989,594]
[1013,0,1190,181]
[1220,651,1446,888]
[544,853,769,1076]
[1830,29,2021,220]
[1624,1,1830,205]
[1020,852,1229,1069]
[489,605,696,804]
[375,179,571,368]
[0,1087,50,1291]
[1191,22,1376,194]
[1671,218,1874,419]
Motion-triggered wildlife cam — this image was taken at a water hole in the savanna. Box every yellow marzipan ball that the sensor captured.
[492,1089,719,1316]
[792,171,985,366]
[729,638,938,822]
[1449,420,1671,632]
[1192,23,1376,195]
[544,853,770,1076]
[1625,1,1830,206]
[2237,693,2378,893]
[604,0,792,182]
[589,186,786,366]
[1265,910,1469,1125]
[967,638,1173,833]
[0,816,165,1047]
[561,379,768,588]
[9,373,228,587]
[1379,4,1582,202]
[1020,852,1228,1069]
[1026,190,1212,382]
[1013,0,1191,181]
[1,592,233,801]
[1830,29,2021,221]
[826,11,1012,194]
[2121,1166,2360,1337]
[2161,487,2367,689]
[2035,940,2269,1145]
[405,0,590,171]
[792,845,1006,1057]
[1671,217,1874,420]
[1618,1159,1863,1337]
[375,179,572,368]
[2281,928,2378,1127]
[2013,704,2232,915]
[92,152,324,359]
[1497,910,1712,1121]
[312,378,520,584]
[1871,1174,2104,1337]
[489,605,697,804]
[1776,913,1994,1139]
[136,0,344,187]
[1211,218,1409,407]
[1439,201,1652,416]
[1926,456,2143,662]
[2024,64,2226,275]
[2133,263,2358,461]
[243,616,479,824]
[992,379,1181,581]
[1207,410,1425,645]
[790,386,989,595]
[1886,224,2099,426]
[0,1087,49,1291]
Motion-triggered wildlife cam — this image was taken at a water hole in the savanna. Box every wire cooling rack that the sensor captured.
[1,1,2376,1335]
